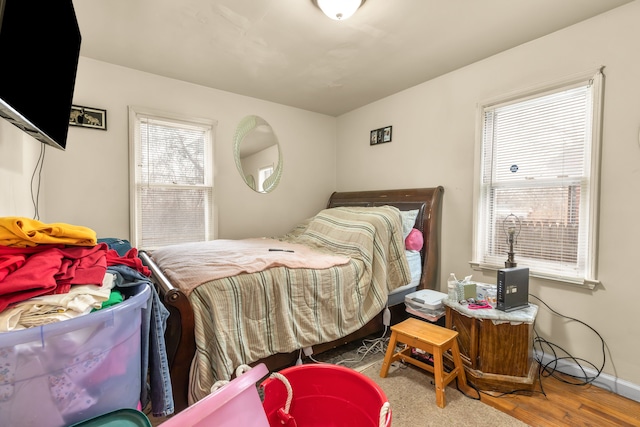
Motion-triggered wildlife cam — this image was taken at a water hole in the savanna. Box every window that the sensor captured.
[129,107,215,249]
[471,69,604,288]
[258,165,274,193]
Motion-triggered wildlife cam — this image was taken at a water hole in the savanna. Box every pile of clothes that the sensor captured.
[0,217,174,418]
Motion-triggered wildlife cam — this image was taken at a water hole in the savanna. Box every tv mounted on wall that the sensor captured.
[0,0,81,151]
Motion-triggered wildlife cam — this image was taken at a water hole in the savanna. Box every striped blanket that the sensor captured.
[185,206,411,403]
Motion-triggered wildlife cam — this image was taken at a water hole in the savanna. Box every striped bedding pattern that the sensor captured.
[186,206,411,403]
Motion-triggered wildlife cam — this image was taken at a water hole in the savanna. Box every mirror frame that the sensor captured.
[233,115,283,193]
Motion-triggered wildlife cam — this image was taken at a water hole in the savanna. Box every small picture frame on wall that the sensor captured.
[370,125,392,146]
[370,129,378,145]
[383,126,392,142]
[69,105,107,130]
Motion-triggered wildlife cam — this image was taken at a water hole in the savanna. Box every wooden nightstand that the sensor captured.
[443,299,538,392]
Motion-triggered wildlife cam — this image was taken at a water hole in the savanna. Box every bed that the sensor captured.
[139,186,444,412]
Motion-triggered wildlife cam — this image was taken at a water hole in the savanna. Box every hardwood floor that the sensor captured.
[478,371,640,426]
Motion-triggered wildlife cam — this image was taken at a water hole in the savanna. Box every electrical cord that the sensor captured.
[30,143,46,220]
[302,306,392,366]
[455,377,481,401]
[475,293,606,400]
[307,353,322,364]
[334,332,389,367]
[308,327,390,367]
[336,332,390,366]
[530,293,606,387]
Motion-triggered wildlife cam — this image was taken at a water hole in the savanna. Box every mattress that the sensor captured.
[387,250,422,306]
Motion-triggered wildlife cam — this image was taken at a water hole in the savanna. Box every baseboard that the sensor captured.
[535,351,640,403]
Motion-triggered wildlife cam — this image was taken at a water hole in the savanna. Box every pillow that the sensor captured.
[405,228,424,251]
[400,209,419,240]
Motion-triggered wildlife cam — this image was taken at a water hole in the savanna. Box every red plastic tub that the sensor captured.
[261,364,391,427]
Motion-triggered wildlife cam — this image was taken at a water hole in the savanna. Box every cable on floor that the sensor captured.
[309,327,391,367]
[479,293,607,400]
[456,377,481,401]
[344,327,390,365]
[530,293,606,390]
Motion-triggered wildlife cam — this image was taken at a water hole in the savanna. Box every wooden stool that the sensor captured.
[380,317,469,408]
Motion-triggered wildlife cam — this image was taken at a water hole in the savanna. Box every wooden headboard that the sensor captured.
[326,186,444,291]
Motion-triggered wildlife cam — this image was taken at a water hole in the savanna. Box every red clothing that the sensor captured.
[0,243,108,312]
[105,246,150,277]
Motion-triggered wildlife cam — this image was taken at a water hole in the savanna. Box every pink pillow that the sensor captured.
[405,228,423,251]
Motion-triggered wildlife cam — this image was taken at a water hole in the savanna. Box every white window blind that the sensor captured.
[129,107,215,249]
[472,70,603,287]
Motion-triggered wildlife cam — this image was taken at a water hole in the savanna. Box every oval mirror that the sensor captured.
[233,115,283,193]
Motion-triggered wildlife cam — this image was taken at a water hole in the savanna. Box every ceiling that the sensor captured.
[72,0,633,117]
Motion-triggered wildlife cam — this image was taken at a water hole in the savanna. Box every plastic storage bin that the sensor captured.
[69,408,151,427]
[0,283,150,427]
[261,364,391,427]
[404,289,446,321]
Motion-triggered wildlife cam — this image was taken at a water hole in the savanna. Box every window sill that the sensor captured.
[468,261,600,290]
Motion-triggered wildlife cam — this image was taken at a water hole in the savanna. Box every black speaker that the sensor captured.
[496,267,529,311]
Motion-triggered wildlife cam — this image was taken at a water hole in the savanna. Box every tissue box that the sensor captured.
[457,282,477,300]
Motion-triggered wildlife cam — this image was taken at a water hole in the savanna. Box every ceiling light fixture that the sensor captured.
[312,0,366,21]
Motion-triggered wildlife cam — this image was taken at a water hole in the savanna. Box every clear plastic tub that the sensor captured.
[0,284,150,427]
[405,289,447,315]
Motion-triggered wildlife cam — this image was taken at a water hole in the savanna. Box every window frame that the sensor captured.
[470,68,604,289]
[258,164,274,193]
[128,106,216,249]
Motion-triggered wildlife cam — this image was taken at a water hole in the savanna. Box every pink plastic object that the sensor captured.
[261,364,392,427]
[159,363,269,427]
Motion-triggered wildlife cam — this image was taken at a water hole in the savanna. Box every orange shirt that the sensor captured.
[0,217,97,247]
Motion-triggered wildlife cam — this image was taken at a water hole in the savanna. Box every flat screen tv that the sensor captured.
[0,0,81,150]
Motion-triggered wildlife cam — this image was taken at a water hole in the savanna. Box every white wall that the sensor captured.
[336,1,640,393]
[37,57,336,240]
[0,124,47,217]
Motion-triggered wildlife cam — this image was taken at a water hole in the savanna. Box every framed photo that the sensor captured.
[69,105,107,130]
[383,126,392,142]
[370,129,378,145]
[370,125,392,146]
